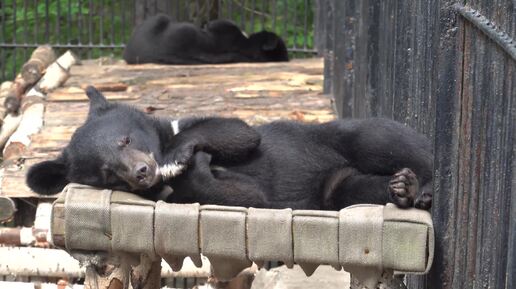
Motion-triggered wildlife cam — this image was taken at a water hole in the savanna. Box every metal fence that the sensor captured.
[0,0,317,82]
[321,0,515,288]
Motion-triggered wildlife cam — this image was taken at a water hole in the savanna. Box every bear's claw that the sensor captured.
[389,168,418,208]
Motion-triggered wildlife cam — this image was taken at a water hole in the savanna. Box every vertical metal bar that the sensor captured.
[22,0,28,64]
[67,0,71,44]
[175,0,180,21]
[1,49,5,82]
[240,0,245,30]
[185,0,190,21]
[110,0,115,45]
[165,0,171,17]
[1,1,8,80]
[130,0,135,26]
[44,0,50,42]
[34,0,39,44]
[283,0,288,41]
[24,0,29,45]
[13,1,17,45]
[56,0,61,44]
[99,0,104,45]
[88,0,93,59]
[88,0,93,44]
[218,0,223,20]
[78,0,83,44]
[228,0,232,20]
[250,0,256,32]
[1,0,6,44]
[121,0,127,43]
[292,0,297,49]
[12,0,17,78]
[303,0,308,50]
[195,0,200,21]
[272,0,277,32]
[260,0,266,31]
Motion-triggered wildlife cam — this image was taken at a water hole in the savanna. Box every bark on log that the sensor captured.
[0,196,16,222]
[0,82,23,149]
[21,45,56,86]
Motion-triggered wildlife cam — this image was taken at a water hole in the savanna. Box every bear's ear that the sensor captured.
[26,156,69,195]
[85,85,110,118]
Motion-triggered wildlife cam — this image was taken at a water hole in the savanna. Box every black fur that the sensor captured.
[123,15,289,65]
[26,87,433,210]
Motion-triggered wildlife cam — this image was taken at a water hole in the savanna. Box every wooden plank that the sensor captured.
[48,89,138,102]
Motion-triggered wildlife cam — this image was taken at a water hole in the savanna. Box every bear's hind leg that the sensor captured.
[324,167,432,210]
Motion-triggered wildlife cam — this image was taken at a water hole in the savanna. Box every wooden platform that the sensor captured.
[0,58,335,198]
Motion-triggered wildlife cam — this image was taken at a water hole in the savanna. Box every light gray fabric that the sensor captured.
[111,203,155,257]
[63,184,112,251]
[247,208,294,268]
[382,222,428,272]
[383,203,434,274]
[339,205,384,267]
[338,205,384,288]
[154,202,202,271]
[292,210,340,276]
[199,205,252,281]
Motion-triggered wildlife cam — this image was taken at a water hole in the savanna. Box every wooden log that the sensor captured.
[2,101,44,162]
[0,81,15,117]
[2,50,79,162]
[3,46,56,114]
[26,50,80,97]
[21,45,56,86]
[0,113,23,149]
[0,196,16,222]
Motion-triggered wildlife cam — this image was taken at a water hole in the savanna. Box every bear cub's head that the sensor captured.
[26,86,165,195]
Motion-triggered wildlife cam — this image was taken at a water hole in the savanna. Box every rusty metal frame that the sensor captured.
[454,4,516,60]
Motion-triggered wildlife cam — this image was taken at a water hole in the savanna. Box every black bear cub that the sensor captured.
[123,15,289,64]
[27,87,433,210]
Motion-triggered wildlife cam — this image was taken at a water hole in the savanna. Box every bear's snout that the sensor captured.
[130,161,159,189]
[135,162,150,181]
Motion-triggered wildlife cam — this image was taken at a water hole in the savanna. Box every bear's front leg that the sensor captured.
[168,152,269,207]
[161,117,261,179]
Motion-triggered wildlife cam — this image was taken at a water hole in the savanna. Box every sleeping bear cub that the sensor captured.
[123,15,289,64]
[27,86,433,210]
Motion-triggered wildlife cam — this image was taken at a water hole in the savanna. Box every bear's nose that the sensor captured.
[135,162,149,181]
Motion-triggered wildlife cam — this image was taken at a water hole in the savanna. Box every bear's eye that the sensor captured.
[117,136,131,147]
